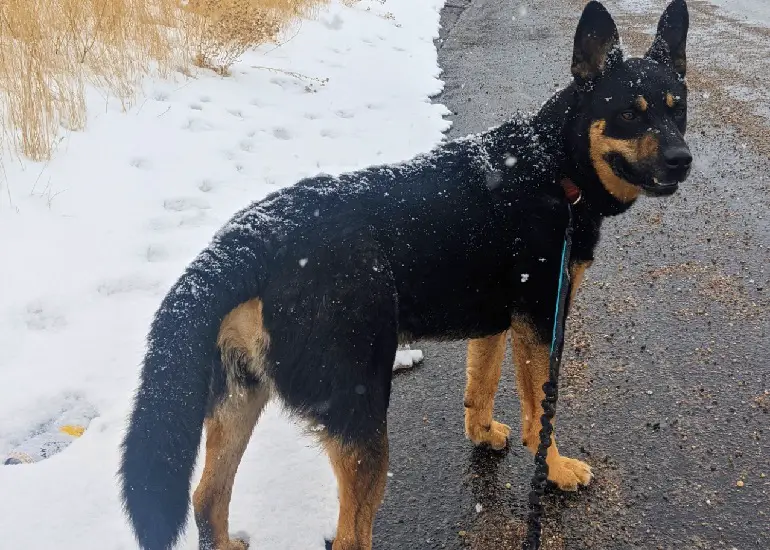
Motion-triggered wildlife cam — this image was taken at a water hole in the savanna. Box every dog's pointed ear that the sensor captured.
[571,1,621,82]
[645,0,689,77]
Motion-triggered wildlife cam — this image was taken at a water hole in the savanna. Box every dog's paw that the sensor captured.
[547,455,593,491]
[215,533,249,550]
[466,420,511,451]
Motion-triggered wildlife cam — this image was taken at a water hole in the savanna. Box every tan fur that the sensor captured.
[464,332,510,450]
[638,133,660,162]
[324,436,389,550]
[510,319,592,491]
[191,299,274,549]
[218,299,270,383]
[464,262,595,490]
[589,120,663,203]
[193,386,270,550]
[636,96,648,112]
[666,92,676,108]
[570,260,592,305]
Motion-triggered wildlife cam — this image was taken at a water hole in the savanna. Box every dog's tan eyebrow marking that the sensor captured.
[666,92,676,108]
[636,96,649,112]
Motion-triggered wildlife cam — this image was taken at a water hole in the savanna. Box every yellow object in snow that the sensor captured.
[59,425,85,437]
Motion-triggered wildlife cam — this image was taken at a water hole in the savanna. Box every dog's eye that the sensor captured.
[673,106,686,118]
[619,110,636,121]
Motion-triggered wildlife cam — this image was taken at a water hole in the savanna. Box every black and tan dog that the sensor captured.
[120,1,691,549]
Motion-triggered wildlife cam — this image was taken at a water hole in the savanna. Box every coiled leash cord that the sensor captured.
[523,202,575,550]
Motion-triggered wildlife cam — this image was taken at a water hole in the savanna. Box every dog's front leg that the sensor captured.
[464,332,511,450]
[511,259,593,491]
[510,318,592,491]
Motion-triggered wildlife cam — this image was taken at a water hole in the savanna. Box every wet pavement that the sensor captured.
[373,1,770,549]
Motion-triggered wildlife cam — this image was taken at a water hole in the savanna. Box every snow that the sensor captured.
[393,346,424,371]
[707,0,770,26]
[0,0,447,547]
[616,0,770,26]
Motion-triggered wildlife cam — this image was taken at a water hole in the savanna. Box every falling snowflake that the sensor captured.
[521,273,529,282]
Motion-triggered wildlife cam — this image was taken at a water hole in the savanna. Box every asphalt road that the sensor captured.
[373,1,770,549]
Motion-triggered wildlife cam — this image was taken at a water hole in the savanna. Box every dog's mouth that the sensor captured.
[608,154,682,197]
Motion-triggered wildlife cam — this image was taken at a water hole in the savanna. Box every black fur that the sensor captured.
[119,227,270,549]
[119,1,691,548]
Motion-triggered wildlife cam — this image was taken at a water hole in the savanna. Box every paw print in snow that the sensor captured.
[322,14,344,30]
[184,118,215,132]
[270,77,304,93]
[129,157,151,169]
[145,245,170,263]
[163,197,210,212]
[24,302,67,331]
[96,277,159,297]
[272,127,292,140]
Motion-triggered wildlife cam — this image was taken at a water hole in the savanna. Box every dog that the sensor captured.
[119,1,691,549]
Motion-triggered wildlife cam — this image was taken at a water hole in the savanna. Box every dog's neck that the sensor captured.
[561,161,637,218]
[479,84,640,262]
[479,83,641,224]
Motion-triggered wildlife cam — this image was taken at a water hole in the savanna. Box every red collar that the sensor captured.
[561,178,582,206]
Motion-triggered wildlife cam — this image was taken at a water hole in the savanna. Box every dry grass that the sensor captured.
[0,0,331,161]
[187,0,327,74]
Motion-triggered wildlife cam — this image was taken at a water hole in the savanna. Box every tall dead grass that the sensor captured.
[0,0,329,161]
[188,0,326,74]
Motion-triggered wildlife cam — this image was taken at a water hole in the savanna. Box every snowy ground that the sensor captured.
[707,0,770,25]
[0,1,447,547]
[617,0,770,23]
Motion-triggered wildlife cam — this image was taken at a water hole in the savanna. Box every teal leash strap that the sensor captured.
[550,237,570,355]
[523,204,575,550]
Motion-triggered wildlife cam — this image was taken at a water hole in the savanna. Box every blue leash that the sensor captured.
[523,204,575,550]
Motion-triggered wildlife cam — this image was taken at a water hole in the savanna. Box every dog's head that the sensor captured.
[567,0,691,209]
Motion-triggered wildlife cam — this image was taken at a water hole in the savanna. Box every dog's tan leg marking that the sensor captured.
[217,299,270,381]
[193,299,271,550]
[193,387,268,549]
[464,332,511,450]
[325,434,389,550]
[569,260,592,306]
[511,320,592,491]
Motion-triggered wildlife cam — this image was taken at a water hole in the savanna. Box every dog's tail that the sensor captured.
[119,210,268,550]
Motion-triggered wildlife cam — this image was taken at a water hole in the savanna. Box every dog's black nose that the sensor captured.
[663,147,692,170]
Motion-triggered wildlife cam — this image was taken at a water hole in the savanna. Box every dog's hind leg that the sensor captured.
[324,433,389,550]
[194,300,272,550]
[464,332,511,450]
[511,319,592,491]
[193,385,268,549]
